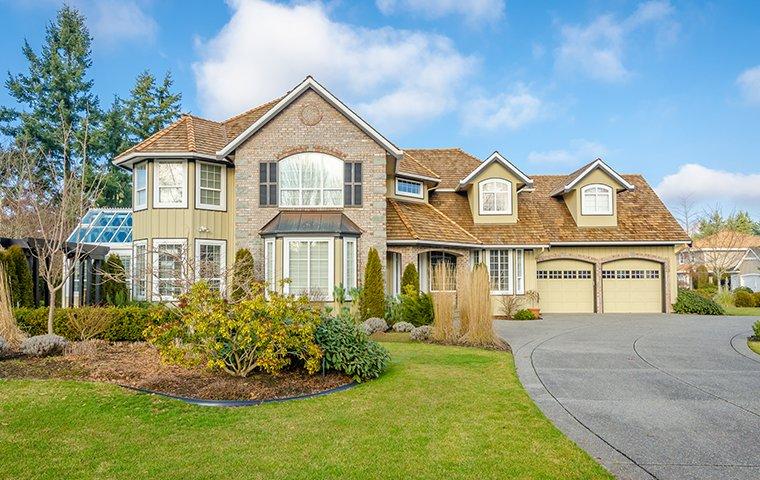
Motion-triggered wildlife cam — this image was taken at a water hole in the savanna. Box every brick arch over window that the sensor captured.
[275,145,348,160]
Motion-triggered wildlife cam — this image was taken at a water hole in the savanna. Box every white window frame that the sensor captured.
[282,237,335,301]
[278,152,344,208]
[153,159,188,209]
[395,178,423,199]
[581,184,613,216]
[478,178,512,215]
[194,239,227,293]
[343,237,358,298]
[133,162,148,211]
[195,161,226,211]
[264,238,276,295]
[132,240,147,300]
[487,249,513,295]
[515,249,524,295]
[152,238,187,301]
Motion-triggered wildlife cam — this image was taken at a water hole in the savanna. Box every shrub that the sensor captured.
[102,254,129,306]
[713,290,734,307]
[694,285,717,299]
[754,292,760,308]
[498,295,523,319]
[753,320,760,340]
[231,248,256,301]
[316,310,390,382]
[734,290,755,308]
[2,246,34,308]
[361,317,388,334]
[734,286,754,294]
[397,284,434,326]
[392,321,414,332]
[21,334,67,356]
[359,248,385,320]
[409,325,432,342]
[67,308,113,340]
[513,309,536,320]
[400,263,419,294]
[673,289,725,315]
[146,282,323,377]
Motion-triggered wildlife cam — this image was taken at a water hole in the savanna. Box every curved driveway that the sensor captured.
[496,314,760,480]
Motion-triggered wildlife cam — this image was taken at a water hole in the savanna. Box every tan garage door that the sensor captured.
[537,260,595,313]
[602,259,663,313]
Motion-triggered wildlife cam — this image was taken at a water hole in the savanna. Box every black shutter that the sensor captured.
[260,162,277,206]
[344,162,362,206]
[353,163,362,206]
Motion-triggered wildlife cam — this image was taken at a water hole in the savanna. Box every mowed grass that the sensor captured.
[748,340,760,356]
[725,306,760,317]
[0,343,611,480]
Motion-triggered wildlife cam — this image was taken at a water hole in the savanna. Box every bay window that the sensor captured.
[196,239,226,292]
[479,179,512,215]
[581,184,613,215]
[153,160,187,208]
[134,163,147,210]
[153,239,186,300]
[279,152,343,207]
[283,237,334,300]
[132,240,147,300]
[489,250,511,294]
[343,237,357,296]
[264,239,275,293]
[196,162,226,210]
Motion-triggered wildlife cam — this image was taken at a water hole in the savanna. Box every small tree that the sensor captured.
[9,246,35,308]
[231,248,255,301]
[102,254,129,306]
[359,248,385,320]
[401,262,419,295]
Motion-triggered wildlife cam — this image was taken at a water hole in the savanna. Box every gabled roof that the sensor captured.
[395,150,440,183]
[218,76,403,159]
[458,151,533,191]
[692,231,760,250]
[549,158,635,197]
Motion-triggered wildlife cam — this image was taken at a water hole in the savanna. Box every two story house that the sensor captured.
[113,77,690,313]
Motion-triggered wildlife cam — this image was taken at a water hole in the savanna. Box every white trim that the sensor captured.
[152,238,187,301]
[515,249,525,295]
[194,239,227,293]
[343,237,357,297]
[132,240,148,301]
[580,183,613,216]
[282,236,335,301]
[395,177,424,199]
[550,241,691,246]
[387,239,549,249]
[434,188,456,192]
[153,159,188,209]
[264,238,276,297]
[218,77,403,158]
[560,158,635,194]
[459,151,533,189]
[114,152,223,169]
[486,249,513,295]
[133,162,147,211]
[478,178,513,215]
[195,161,227,211]
[394,171,440,183]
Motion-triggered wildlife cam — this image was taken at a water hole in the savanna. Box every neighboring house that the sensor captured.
[112,76,689,313]
[678,231,760,291]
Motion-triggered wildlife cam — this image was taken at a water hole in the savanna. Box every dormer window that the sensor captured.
[395,178,423,199]
[581,184,613,215]
[479,179,512,215]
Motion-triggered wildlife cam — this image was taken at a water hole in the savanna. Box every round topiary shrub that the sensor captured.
[392,321,414,332]
[512,309,536,320]
[734,290,755,308]
[409,325,432,342]
[362,317,388,334]
[21,334,68,357]
[673,289,725,315]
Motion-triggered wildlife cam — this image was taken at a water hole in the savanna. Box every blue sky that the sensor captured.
[1,0,759,216]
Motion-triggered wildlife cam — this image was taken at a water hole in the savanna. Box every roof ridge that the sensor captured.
[389,199,419,240]
[402,150,440,179]
[185,115,197,152]
[424,201,482,243]
[115,115,188,159]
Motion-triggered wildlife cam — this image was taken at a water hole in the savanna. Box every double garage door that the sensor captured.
[537,259,664,313]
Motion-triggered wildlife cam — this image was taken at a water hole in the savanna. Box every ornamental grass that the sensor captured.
[431,262,456,343]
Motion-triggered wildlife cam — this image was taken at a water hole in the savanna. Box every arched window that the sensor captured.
[279,152,344,207]
[479,179,512,215]
[581,184,613,215]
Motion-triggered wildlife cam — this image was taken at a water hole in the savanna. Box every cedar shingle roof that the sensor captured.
[692,231,760,249]
[396,150,440,180]
[387,199,480,244]
[404,148,481,189]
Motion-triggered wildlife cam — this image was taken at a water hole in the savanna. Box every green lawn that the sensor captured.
[724,306,760,316]
[748,340,760,356]
[0,342,611,480]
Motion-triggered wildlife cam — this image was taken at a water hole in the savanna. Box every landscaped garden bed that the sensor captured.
[0,341,350,401]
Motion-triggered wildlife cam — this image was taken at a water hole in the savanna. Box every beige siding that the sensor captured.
[562,169,624,227]
[466,162,521,224]
[386,176,429,203]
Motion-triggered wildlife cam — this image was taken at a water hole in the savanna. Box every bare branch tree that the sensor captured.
[672,194,700,236]
[692,206,748,293]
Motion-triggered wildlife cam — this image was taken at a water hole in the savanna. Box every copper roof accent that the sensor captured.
[396,150,440,181]
[259,211,362,236]
[403,148,482,189]
[692,231,760,249]
[387,199,482,244]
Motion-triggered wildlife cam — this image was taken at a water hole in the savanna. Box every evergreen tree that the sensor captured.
[401,262,419,294]
[359,248,385,320]
[94,97,131,207]
[231,248,255,301]
[1,246,34,308]
[124,70,182,143]
[102,254,129,306]
[727,211,755,235]
[0,5,100,184]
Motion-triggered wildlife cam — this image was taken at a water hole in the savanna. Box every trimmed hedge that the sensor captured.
[14,306,177,341]
[734,290,755,308]
[673,289,725,315]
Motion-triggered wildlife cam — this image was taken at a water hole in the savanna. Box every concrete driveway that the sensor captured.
[496,314,760,480]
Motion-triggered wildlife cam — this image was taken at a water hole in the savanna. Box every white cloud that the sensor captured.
[527,139,608,164]
[376,0,505,26]
[656,164,760,204]
[555,1,677,82]
[193,0,476,129]
[88,0,157,45]
[737,66,760,105]
[463,86,543,131]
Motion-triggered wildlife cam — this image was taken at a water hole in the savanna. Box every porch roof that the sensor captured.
[259,212,362,236]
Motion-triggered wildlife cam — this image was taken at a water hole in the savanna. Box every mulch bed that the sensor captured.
[0,341,351,401]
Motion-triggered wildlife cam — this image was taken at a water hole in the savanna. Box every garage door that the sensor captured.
[602,259,663,313]
[537,260,595,313]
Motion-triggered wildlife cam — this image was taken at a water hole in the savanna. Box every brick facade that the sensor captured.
[234,90,388,280]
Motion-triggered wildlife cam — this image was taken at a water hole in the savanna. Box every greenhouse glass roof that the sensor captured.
[67,208,132,245]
